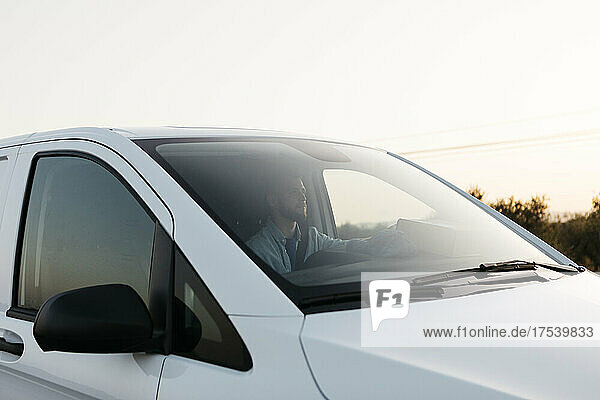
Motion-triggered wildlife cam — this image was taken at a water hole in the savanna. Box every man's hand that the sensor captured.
[364,225,417,257]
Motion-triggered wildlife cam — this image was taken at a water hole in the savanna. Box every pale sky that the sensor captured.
[2,0,600,213]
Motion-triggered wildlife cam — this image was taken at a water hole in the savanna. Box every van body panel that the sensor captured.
[158,316,323,399]
[0,316,165,400]
[301,272,600,399]
[0,134,33,149]
[23,127,122,145]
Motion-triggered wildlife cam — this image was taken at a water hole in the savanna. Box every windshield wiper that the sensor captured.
[411,260,584,286]
[478,260,538,272]
[412,261,539,285]
[477,259,585,273]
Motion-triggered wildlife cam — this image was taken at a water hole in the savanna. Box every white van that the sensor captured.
[0,127,599,399]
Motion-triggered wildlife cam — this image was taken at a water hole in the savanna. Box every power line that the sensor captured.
[396,128,600,158]
[360,107,600,144]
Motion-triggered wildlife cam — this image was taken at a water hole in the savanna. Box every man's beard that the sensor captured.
[283,203,307,222]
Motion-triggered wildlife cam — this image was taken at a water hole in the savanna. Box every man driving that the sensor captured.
[246,172,417,274]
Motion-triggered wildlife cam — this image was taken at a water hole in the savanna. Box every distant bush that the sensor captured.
[467,185,600,270]
[337,222,390,240]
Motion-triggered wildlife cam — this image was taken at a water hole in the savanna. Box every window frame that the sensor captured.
[313,169,338,238]
[7,151,162,321]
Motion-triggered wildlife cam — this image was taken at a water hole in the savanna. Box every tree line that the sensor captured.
[467,186,600,270]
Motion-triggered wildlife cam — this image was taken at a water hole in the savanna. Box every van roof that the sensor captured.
[0,126,328,149]
[113,126,308,139]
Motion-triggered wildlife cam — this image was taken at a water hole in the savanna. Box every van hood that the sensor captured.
[300,272,600,399]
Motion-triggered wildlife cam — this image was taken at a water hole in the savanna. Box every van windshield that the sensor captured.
[137,138,559,308]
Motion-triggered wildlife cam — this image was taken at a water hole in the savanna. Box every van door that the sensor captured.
[0,140,173,400]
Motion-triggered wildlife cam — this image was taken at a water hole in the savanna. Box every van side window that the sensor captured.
[17,156,155,311]
[173,246,252,371]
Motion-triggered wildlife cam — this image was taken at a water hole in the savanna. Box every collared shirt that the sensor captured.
[284,236,298,270]
[246,219,348,274]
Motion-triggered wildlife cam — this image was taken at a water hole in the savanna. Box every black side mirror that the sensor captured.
[33,284,153,353]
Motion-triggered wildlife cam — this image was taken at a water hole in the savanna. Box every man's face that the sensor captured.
[275,177,307,222]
